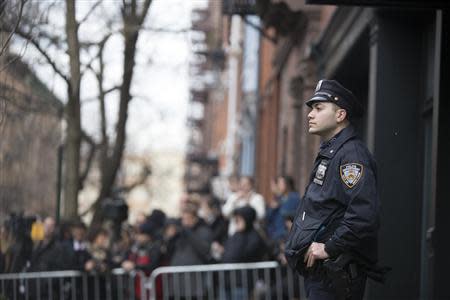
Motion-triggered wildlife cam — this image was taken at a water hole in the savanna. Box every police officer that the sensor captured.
[285,80,380,300]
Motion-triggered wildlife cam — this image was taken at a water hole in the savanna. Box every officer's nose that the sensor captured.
[307,110,314,120]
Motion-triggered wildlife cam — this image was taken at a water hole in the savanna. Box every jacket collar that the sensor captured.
[318,125,357,159]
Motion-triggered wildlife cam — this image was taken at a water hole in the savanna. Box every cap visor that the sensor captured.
[305,95,329,107]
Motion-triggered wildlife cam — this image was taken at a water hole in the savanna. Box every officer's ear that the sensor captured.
[336,108,347,123]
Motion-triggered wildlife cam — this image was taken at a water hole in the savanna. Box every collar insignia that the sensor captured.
[340,163,363,188]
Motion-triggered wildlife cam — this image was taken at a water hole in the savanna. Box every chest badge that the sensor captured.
[313,160,328,185]
[340,163,363,188]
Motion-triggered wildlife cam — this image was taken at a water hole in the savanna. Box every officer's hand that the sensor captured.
[304,242,329,268]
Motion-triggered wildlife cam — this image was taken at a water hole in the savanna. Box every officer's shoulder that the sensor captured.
[338,138,373,163]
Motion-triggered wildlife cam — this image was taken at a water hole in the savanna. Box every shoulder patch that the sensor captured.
[340,163,363,188]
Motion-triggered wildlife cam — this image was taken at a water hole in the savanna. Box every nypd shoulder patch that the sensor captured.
[340,163,363,188]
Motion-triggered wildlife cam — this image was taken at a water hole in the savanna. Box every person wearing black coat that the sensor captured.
[28,217,67,299]
[222,206,266,263]
[169,204,213,266]
[285,80,381,300]
[200,197,228,244]
[62,221,91,271]
[29,217,66,272]
[219,206,267,300]
[167,204,213,298]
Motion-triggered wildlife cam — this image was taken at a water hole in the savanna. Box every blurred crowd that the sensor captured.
[0,175,301,279]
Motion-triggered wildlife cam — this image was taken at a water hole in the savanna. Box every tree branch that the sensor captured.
[138,0,152,25]
[80,32,113,76]
[115,163,151,193]
[0,0,27,57]
[104,85,121,95]
[11,27,69,83]
[78,130,97,190]
[79,160,151,217]
[81,85,120,104]
[79,198,96,217]
[77,0,102,27]
[80,54,97,76]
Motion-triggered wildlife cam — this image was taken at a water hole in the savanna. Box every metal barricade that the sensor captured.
[147,261,305,300]
[0,268,147,300]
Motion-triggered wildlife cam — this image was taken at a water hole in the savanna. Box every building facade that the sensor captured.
[0,55,63,222]
[186,0,450,298]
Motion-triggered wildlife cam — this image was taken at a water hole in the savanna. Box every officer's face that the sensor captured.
[307,102,345,139]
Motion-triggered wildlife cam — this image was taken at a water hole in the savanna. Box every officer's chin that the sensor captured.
[308,127,318,134]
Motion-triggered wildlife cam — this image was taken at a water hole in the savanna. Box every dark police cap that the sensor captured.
[306,79,364,118]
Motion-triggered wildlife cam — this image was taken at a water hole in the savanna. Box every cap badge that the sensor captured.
[340,163,363,188]
[315,80,323,92]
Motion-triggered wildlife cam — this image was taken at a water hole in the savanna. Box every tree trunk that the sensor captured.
[90,27,140,226]
[62,0,81,221]
[90,0,153,226]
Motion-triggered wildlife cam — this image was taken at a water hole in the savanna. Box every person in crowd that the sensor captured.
[200,196,229,262]
[224,175,240,203]
[169,203,213,266]
[146,209,166,239]
[111,224,135,268]
[222,176,265,235]
[84,228,113,299]
[122,221,164,300]
[57,220,73,243]
[268,210,301,300]
[1,214,34,273]
[85,228,112,273]
[135,212,148,229]
[220,206,267,263]
[122,222,162,274]
[200,196,228,243]
[29,216,66,272]
[160,217,180,266]
[63,220,91,271]
[164,203,212,298]
[266,175,301,242]
[213,206,267,300]
[26,217,67,299]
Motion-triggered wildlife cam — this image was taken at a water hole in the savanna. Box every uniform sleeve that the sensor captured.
[324,152,380,258]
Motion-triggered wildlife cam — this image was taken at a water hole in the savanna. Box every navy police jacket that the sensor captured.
[285,125,379,274]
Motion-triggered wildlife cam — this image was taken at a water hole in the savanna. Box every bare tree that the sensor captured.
[0,0,156,222]
[87,0,154,225]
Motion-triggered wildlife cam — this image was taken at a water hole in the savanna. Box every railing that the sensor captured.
[148,261,305,300]
[0,262,305,300]
[0,268,147,300]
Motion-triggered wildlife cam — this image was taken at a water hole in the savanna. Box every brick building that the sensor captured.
[0,55,63,221]
[186,0,450,298]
